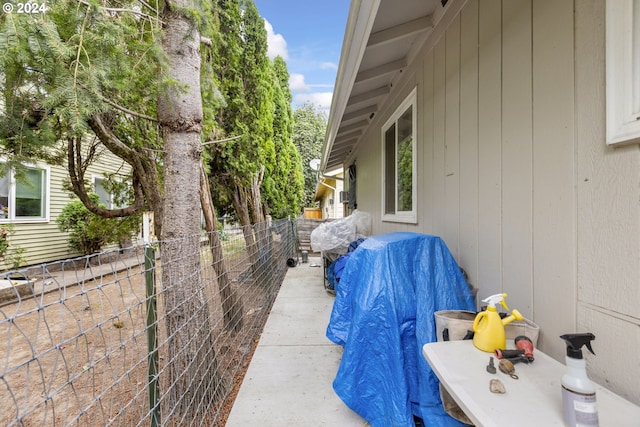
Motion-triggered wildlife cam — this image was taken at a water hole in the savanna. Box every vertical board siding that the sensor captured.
[421,49,435,234]
[458,0,480,289]
[476,0,503,304]
[575,0,640,403]
[531,0,576,358]
[501,0,534,317]
[432,39,447,235]
[444,15,461,260]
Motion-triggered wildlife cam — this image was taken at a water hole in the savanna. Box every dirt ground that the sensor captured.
[0,254,274,426]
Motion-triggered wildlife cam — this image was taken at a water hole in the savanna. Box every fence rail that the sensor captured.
[0,218,299,426]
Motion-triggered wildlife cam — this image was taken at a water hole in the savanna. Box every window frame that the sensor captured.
[0,162,50,223]
[93,175,115,209]
[606,0,640,145]
[381,87,418,224]
[93,174,128,210]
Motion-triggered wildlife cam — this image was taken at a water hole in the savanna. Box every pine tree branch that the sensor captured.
[75,82,158,122]
[72,7,90,125]
[100,93,159,122]
[138,0,160,16]
[74,0,163,23]
[202,135,242,145]
[67,136,145,218]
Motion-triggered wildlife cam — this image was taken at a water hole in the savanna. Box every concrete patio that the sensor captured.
[226,255,366,426]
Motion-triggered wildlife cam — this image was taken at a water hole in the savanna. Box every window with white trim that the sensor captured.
[0,164,49,222]
[606,0,640,145]
[94,176,113,208]
[93,175,127,209]
[382,88,417,223]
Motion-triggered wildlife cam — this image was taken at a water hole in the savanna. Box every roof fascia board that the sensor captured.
[321,0,381,172]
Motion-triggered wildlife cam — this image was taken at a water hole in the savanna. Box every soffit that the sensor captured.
[322,0,445,171]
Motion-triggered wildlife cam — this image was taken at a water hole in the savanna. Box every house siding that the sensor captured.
[348,0,639,403]
[575,0,640,404]
[3,150,133,268]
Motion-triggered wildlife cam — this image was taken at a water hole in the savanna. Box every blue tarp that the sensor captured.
[326,232,475,427]
[327,238,367,291]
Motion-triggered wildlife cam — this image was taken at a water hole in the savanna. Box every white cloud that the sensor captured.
[264,19,288,60]
[289,73,310,92]
[294,91,334,111]
[320,62,338,70]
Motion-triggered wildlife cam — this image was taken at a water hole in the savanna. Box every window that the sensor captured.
[382,88,417,223]
[606,0,640,145]
[347,163,357,210]
[94,176,113,208]
[94,175,127,209]
[0,164,49,222]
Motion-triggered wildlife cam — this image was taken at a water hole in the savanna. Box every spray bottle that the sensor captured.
[560,333,599,427]
[472,293,523,352]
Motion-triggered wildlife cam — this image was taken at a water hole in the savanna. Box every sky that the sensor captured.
[253,0,350,113]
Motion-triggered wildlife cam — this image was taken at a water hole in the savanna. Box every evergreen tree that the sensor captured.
[159,0,225,416]
[206,0,247,219]
[293,104,327,207]
[0,0,165,233]
[1,1,226,418]
[237,0,274,223]
[266,56,304,218]
[207,0,274,226]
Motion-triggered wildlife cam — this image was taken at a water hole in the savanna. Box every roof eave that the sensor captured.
[320,0,381,173]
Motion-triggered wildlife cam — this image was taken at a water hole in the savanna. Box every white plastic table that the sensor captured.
[422,340,640,427]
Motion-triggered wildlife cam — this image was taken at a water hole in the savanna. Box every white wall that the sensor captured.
[575,0,640,404]
[350,0,640,403]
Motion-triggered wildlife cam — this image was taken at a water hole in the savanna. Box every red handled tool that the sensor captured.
[514,335,534,362]
[494,335,535,364]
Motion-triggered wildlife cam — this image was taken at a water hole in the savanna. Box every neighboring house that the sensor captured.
[322,0,639,404]
[314,167,345,219]
[0,150,133,269]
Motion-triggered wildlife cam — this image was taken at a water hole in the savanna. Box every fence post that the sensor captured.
[145,244,160,427]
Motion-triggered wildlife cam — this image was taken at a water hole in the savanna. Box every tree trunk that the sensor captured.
[231,183,260,274]
[199,164,244,333]
[158,2,224,419]
[249,166,265,224]
[77,116,165,236]
[248,168,275,291]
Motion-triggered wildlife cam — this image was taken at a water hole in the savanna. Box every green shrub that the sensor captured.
[0,224,12,261]
[0,224,27,270]
[57,195,140,255]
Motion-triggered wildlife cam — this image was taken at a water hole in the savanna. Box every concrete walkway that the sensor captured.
[226,256,366,426]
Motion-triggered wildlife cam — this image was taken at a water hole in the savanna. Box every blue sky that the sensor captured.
[253,0,350,112]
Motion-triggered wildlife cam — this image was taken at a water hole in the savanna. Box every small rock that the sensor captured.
[490,378,506,394]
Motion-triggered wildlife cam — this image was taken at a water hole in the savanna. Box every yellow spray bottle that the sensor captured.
[472,293,523,352]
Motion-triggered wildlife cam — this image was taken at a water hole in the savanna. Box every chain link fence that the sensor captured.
[0,218,299,426]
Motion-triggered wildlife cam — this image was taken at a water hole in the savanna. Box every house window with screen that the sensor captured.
[382,87,417,223]
[0,164,49,221]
